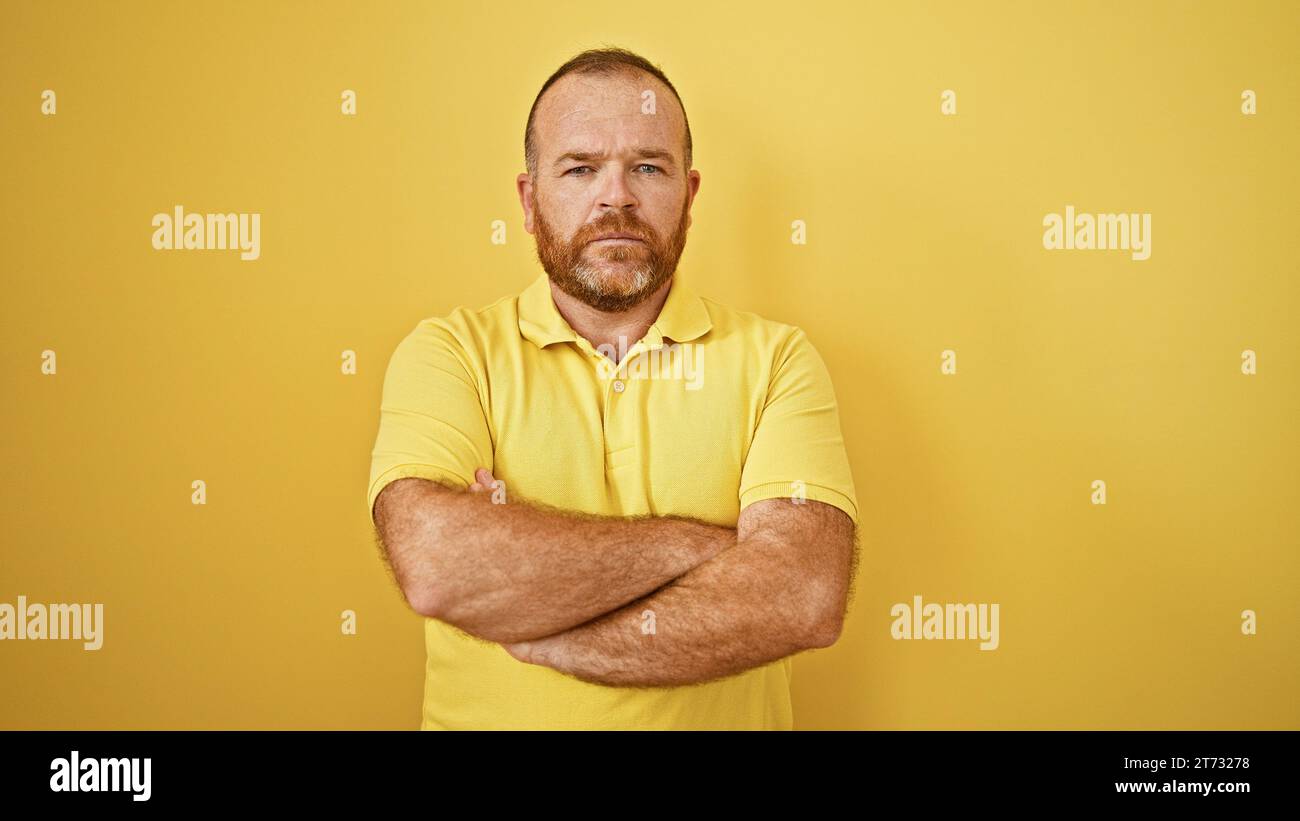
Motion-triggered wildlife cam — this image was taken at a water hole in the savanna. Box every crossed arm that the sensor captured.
[371,468,858,687]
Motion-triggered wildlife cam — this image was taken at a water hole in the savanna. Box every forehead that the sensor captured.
[533,70,685,158]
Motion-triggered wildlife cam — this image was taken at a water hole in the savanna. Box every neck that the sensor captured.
[550,276,674,364]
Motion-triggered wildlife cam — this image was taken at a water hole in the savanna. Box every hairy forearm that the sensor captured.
[375,477,737,643]
[508,526,842,687]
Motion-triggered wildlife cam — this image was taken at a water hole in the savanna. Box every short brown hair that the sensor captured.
[524,46,693,178]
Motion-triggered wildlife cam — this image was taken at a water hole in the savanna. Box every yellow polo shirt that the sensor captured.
[367,271,859,730]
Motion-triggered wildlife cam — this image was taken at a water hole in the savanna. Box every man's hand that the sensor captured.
[501,639,534,664]
[467,467,497,493]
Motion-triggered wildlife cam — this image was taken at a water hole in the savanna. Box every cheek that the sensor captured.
[647,207,682,237]
[541,199,584,238]
[649,189,688,224]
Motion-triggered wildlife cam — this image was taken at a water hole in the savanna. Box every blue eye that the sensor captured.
[565,164,662,176]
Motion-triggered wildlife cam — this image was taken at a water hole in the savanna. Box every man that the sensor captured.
[367,47,860,730]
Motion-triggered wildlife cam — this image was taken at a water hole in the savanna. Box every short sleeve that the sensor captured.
[738,327,860,526]
[366,319,494,528]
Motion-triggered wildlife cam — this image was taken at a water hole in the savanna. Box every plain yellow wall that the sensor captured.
[1,0,1296,729]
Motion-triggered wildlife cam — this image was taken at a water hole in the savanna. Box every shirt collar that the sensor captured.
[518,271,712,350]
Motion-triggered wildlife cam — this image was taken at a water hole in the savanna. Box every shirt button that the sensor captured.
[612,380,626,393]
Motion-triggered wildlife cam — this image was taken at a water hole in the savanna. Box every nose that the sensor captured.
[596,166,638,212]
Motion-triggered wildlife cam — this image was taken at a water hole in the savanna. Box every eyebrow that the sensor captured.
[552,147,677,168]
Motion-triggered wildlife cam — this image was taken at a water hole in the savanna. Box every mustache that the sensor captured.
[581,224,652,243]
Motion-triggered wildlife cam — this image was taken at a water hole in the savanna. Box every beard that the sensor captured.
[531,189,691,313]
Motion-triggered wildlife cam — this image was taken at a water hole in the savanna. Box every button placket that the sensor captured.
[599,339,656,469]
[601,341,649,398]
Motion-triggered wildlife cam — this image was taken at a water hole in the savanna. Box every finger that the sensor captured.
[505,641,533,664]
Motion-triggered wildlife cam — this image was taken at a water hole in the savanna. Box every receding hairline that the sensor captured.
[524,55,692,176]
[533,72,685,155]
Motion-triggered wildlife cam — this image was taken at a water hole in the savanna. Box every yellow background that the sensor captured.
[2,0,1296,729]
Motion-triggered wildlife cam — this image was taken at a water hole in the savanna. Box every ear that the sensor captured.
[686,169,702,230]
[517,172,536,234]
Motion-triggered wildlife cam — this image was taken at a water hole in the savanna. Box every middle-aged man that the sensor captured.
[367,47,860,729]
